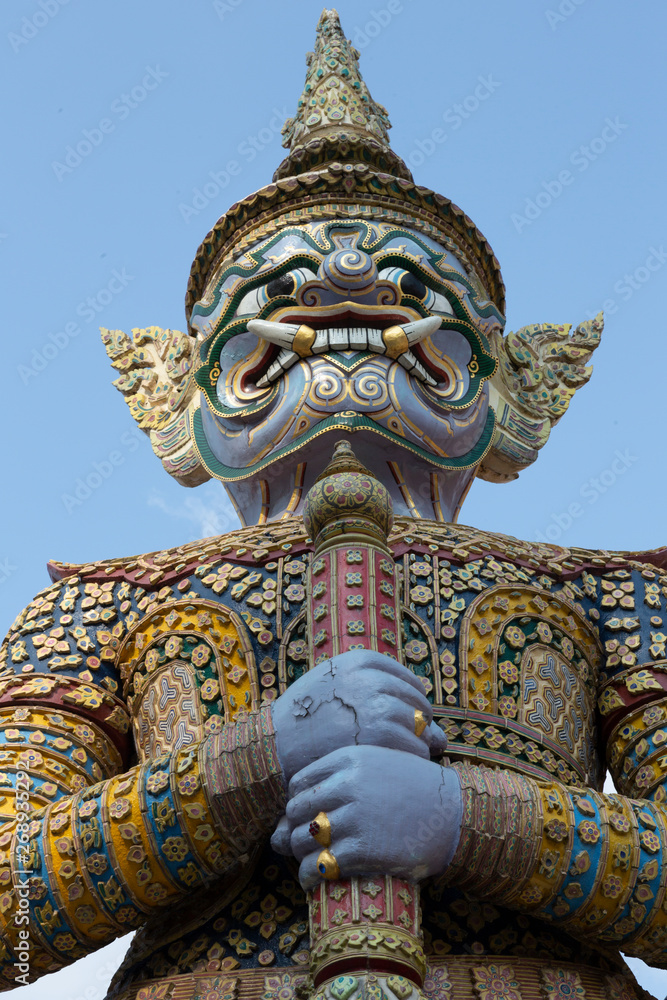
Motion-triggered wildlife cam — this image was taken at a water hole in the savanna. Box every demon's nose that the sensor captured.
[318,248,378,296]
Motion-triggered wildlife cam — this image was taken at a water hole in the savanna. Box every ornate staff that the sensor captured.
[302,441,427,1000]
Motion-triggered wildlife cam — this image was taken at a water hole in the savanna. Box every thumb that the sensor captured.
[271,814,293,856]
[426,721,447,755]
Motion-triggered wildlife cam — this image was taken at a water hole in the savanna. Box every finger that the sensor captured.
[288,803,353,861]
[286,770,354,824]
[426,721,447,754]
[367,671,435,716]
[363,698,430,759]
[296,839,403,891]
[288,747,354,799]
[337,650,432,700]
[270,814,293,856]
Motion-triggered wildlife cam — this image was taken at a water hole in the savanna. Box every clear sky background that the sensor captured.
[1,0,666,995]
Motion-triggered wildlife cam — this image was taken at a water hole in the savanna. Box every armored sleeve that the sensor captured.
[0,573,285,989]
[441,558,667,967]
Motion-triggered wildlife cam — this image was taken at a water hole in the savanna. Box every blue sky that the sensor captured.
[2,0,666,995]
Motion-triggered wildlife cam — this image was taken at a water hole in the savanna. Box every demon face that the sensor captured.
[188,219,502,524]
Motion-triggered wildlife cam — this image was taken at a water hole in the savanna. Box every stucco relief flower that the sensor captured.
[536,622,553,644]
[498,696,518,719]
[601,874,623,898]
[284,584,305,603]
[162,837,189,862]
[164,636,183,658]
[145,649,160,671]
[422,965,453,1000]
[109,798,132,820]
[560,637,574,660]
[177,773,200,796]
[600,579,635,610]
[191,644,212,667]
[18,749,43,768]
[609,812,630,834]
[578,821,600,845]
[87,853,108,876]
[504,626,525,649]
[410,585,433,605]
[498,661,518,685]
[287,639,308,662]
[145,882,168,903]
[411,562,432,578]
[474,618,492,637]
[640,830,661,853]
[404,640,428,663]
[200,679,220,701]
[146,771,169,795]
[472,963,522,1000]
[541,968,585,998]
[544,819,567,842]
[635,765,656,789]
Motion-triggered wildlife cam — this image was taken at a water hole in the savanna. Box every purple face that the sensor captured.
[189,220,503,524]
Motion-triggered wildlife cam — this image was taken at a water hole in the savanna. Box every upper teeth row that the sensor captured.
[247,317,441,387]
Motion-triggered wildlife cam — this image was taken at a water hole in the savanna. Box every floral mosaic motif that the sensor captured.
[540,967,585,998]
[262,971,308,1000]
[136,986,175,1000]
[423,965,453,1000]
[472,963,522,1000]
[191,976,237,1000]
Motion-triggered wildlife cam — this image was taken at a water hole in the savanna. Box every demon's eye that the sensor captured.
[267,272,297,297]
[399,271,427,299]
[379,267,454,315]
[234,267,312,318]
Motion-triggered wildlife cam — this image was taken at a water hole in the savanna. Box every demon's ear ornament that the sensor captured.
[100,326,209,487]
[478,312,604,484]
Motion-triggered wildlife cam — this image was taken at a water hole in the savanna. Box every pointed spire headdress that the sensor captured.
[186,9,505,324]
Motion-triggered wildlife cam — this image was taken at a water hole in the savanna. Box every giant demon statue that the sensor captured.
[1,11,665,1000]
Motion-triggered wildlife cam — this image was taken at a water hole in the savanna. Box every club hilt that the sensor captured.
[303,442,426,999]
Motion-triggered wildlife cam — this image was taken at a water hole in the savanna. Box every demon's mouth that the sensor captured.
[246,316,443,388]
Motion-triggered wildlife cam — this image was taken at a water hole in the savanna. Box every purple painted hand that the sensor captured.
[271,744,462,889]
[270,649,446,785]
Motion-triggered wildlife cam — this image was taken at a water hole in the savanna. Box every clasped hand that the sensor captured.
[270,650,461,888]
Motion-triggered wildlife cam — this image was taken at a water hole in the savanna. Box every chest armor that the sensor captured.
[114,519,603,791]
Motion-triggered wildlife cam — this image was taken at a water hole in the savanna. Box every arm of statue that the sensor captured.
[0,700,284,989]
[275,748,667,967]
[0,574,289,989]
[428,559,667,966]
[0,575,441,991]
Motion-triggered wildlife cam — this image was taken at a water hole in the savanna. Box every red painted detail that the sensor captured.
[313,957,422,989]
